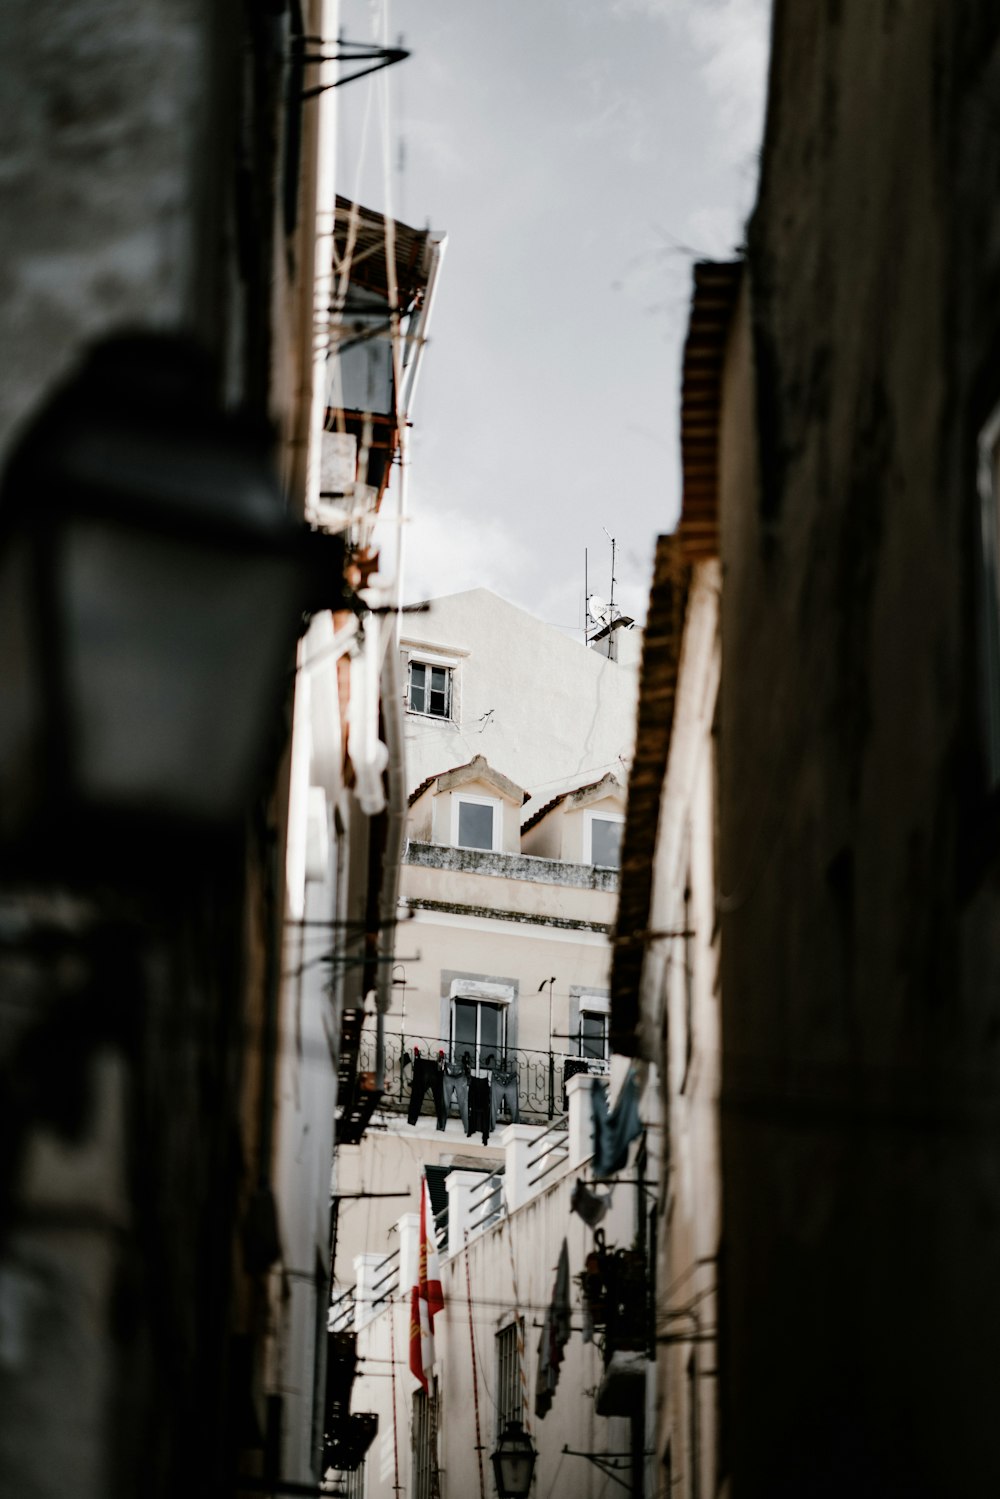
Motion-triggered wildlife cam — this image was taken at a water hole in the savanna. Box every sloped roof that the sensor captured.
[677,259,743,563]
[608,261,742,1055]
[521,771,622,833]
[333,195,432,311]
[408,754,529,808]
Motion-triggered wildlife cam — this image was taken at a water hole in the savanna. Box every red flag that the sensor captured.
[409,1175,444,1389]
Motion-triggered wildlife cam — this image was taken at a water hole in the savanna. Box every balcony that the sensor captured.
[356,1023,609,1126]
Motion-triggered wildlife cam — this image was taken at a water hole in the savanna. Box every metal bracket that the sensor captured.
[561,1446,652,1493]
[297,38,410,99]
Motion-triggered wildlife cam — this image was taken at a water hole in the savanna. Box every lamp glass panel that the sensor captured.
[60,522,298,820]
[498,1450,533,1495]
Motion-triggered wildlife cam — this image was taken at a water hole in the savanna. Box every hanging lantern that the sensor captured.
[490,1420,537,1498]
[0,334,346,852]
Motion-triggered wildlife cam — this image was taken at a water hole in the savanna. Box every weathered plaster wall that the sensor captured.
[0,0,216,462]
[353,1110,640,1499]
[400,590,638,806]
[721,6,1000,1494]
[639,559,721,1498]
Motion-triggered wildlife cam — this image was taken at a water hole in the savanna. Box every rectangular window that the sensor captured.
[585,811,624,868]
[452,997,506,1070]
[412,1385,437,1499]
[572,993,610,1069]
[451,793,500,852]
[408,660,452,719]
[496,1321,523,1438]
[579,1008,609,1062]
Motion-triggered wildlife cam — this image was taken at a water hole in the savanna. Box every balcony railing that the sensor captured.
[356,1024,609,1125]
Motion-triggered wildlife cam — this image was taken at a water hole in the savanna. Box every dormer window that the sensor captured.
[452,793,501,852]
[584,810,624,869]
[408,659,452,719]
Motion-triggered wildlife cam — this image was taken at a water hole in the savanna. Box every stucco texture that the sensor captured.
[721,5,1000,1495]
[0,1,215,462]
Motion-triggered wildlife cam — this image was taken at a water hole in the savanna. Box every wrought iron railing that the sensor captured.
[356,1025,609,1125]
[329,1283,356,1333]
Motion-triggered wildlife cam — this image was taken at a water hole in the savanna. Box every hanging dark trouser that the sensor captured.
[408,1057,446,1128]
[467,1076,494,1145]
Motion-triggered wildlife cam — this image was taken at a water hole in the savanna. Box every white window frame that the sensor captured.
[406,655,454,720]
[451,792,502,852]
[577,993,611,1067]
[449,980,513,1070]
[450,997,508,1070]
[583,809,625,868]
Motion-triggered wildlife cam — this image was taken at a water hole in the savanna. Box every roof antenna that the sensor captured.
[602,527,617,618]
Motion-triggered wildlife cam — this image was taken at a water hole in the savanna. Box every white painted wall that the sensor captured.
[638,559,721,1498]
[351,1081,649,1499]
[400,590,639,810]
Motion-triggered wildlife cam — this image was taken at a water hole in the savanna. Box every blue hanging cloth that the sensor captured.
[591,1068,642,1179]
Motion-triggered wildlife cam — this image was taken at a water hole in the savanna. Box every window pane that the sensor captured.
[409,662,426,714]
[590,816,622,868]
[581,1011,607,1060]
[428,666,450,717]
[457,800,494,849]
[479,1002,502,1065]
[454,1000,478,1061]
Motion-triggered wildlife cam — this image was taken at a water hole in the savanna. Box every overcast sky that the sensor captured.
[339,0,772,634]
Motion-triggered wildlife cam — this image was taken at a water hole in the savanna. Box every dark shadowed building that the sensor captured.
[719,3,1000,1495]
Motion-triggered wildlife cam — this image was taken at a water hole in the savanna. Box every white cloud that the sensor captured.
[612,0,770,163]
[396,501,534,607]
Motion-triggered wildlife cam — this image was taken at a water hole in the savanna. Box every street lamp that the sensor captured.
[490,1420,537,1498]
[0,334,346,854]
[538,976,557,1118]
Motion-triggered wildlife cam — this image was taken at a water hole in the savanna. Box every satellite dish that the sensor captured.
[587,594,610,624]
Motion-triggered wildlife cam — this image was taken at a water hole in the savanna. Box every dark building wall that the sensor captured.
[720,4,1000,1495]
[0,5,315,1497]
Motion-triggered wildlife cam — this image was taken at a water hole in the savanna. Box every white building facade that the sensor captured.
[327,589,651,1494]
[349,1069,653,1499]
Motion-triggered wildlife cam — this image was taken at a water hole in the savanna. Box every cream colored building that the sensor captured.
[610,263,744,1499]
[332,593,638,1282]
[347,1069,652,1499]
[328,591,644,1492]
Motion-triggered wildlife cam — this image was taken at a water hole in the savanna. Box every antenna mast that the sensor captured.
[602,528,618,617]
[584,547,588,647]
